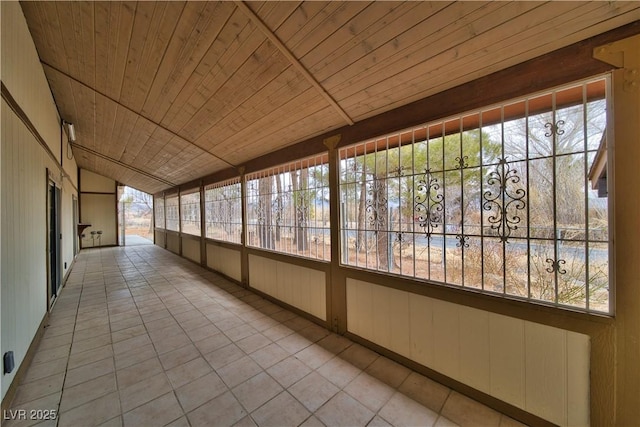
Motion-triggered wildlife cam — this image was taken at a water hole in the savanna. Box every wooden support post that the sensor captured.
[593,33,640,426]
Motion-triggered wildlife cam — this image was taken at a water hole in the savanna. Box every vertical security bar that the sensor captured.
[582,83,591,311]
[459,116,466,287]
[551,91,559,304]
[501,105,506,295]
[525,98,532,300]
[441,121,447,282]
[479,112,485,291]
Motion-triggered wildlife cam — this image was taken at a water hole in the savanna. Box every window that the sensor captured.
[165,194,179,232]
[204,178,242,244]
[180,190,201,236]
[154,196,165,229]
[246,155,331,260]
[339,76,610,313]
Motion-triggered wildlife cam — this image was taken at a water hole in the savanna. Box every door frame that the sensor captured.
[46,170,62,308]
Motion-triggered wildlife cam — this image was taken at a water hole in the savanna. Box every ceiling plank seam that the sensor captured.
[234,1,355,126]
[70,142,176,187]
[40,61,237,169]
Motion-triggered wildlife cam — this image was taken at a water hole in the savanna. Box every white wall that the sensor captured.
[61,175,78,277]
[1,100,49,400]
[79,193,117,247]
[80,168,115,193]
[1,1,78,401]
[206,244,241,282]
[79,169,117,247]
[0,4,61,164]
[346,278,590,426]
[249,254,326,321]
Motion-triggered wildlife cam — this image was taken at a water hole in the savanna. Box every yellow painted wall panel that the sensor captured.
[386,286,411,358]
[166,233,180,254]
[276,262,293,307]
[248,255,325,320]
[346,278,588,426]
[432,299,460,380]
[346,279,372,340]
[80,169,116,193]
[206,244,241,282]
[155,230,166,248]
[525,322,568,425]
[181,237,200,264]
[409,293,434,367]
[489,313,526,409]
[1,101,60,399]
[276,261,326,321]
[1,2,62,163]
[248,254,276,295]
[567,332,590,427]
[459,306,490,394]
[371,285,392,350]
[370,285,411,357]
[80,194,117,246]
[1,23,80,394]
[61,180,77,278]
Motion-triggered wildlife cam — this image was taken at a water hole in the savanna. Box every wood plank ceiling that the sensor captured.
[20,1,640,194]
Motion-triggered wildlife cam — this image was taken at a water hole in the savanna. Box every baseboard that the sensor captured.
[343,331,555,427]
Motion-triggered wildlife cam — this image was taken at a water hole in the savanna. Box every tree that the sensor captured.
[503,100,606,235]
[275,174,283,241]
[258,176,275,249]
[344,129,499,272]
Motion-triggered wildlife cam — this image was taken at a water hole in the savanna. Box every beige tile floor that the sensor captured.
[5,246,526,427]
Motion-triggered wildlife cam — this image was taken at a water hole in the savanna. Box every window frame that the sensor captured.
[337,75,612,315]
[165,193,180,232]
[245,154,331,262]
[154,196,165,230]
[204,178,243,245]
[179,189,201,237]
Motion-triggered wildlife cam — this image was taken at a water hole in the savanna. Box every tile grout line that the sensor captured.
[124,248,194,426]
[30,246,504,427]
[54,256,88,427]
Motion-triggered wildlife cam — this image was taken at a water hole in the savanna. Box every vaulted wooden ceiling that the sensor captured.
[21,1,640,194]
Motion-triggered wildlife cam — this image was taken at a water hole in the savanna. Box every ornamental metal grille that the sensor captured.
[154,196,165,229]
[204,179,242,244]
[165,194,179,232]
[164,194,180,231]
[246,155,331,261]
[339,76,610,313]
[180,190,201,236]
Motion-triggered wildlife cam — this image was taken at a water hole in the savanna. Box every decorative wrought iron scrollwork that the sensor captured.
[414,169,444,239]
[544,120,565,137]
[455,156,469,170]
[545,258,567,274]
[455,234,470,248]
[389,165,406,177]
[272,195,285,226]
[365,179,387,231]
[482,158,526,242]
[255,202,266,226]
[295,193,308,227]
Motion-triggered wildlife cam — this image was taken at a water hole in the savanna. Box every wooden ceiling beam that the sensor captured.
[71,142,176,187]
[41,61,237,169]
[234,1,354,126]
